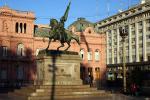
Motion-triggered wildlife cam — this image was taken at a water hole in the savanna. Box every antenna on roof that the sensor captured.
[128,0,131,9]
[96,0,99,18]
[118,0,123,13]
[107,0,110,16]
[2,0,7,6]
[118,9,123,13]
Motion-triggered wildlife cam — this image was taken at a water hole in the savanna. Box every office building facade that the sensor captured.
[96,0,150,83]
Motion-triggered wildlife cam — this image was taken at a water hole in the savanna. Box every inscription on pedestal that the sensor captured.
[36,52,82,85]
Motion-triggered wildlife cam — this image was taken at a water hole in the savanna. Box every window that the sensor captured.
[138,21,142,26]
[17,43,25,56]
[95,67,100,72]
[24,23,26,33]
[0,70,7,80]
[95,49,100,61]
[15,22,19,33]
[1,46,7,57]
[148,55,150,61]
[87,49,92,61]
[147,42,150,47]
[140,55,143,61]
[146,19,150,24]
[16,66,24,80]
[107,72,115,80]
[147,35,150,39]
[20,23,23,33]
[80,49,84,60]
[138,7,142,11]
[88,29,91,34]
[146,27,150,32]
[132,55,136,62]
[3,20,8,32]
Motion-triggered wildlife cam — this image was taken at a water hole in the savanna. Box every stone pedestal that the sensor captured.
[35,50,82,85]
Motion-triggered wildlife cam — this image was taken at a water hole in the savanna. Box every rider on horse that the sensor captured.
[46,1,80,51]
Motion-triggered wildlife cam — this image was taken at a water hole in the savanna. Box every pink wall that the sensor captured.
[0,6,106,84]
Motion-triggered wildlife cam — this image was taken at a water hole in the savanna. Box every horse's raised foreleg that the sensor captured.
[57,43,64,51]
[46,39,51,51]
[65,42,71,51]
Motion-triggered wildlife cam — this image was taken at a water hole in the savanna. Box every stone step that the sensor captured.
[20,85,91,90]
[8,91,32,97]
[28,93,112,100]
[8,92,28,100]
[13,88,104,96]
[14,90,99,96]
[8,90,110,100]
[7,85,111,100]
[38,85,90,89]
[35,88,98,92]
[21,85,40,89]
[14,88,36,93]
[31,91,106,97]
[14,87,98,93]
[13,87,37,96]
[12,85,101,97]
[9,90,109,100]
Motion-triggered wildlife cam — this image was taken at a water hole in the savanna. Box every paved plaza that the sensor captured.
[0,93,149,100]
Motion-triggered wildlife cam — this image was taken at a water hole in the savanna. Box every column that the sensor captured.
[106,31,109,64]
[117,28,120,63]
[135,22,140,62]
[128,24,133,62]
[142,20,147,61]
[22,24,24,33]
[18,23,20,33]
[111,30,114,64]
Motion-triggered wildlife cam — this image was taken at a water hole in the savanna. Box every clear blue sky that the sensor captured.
[0,0,140,27]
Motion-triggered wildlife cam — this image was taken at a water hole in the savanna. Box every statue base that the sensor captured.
[35,50,82,85]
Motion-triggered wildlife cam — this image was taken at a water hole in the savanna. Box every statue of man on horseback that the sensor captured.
[46,1,80,51]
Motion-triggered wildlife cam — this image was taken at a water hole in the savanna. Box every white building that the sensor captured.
[96,0,150,73]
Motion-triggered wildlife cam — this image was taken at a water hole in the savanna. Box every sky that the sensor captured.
[0,0,140,27]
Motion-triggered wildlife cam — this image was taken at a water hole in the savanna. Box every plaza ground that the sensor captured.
[0,93,149,100]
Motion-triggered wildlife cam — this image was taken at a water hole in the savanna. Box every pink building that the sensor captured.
[0,7,106,87]
[68,18,106,86]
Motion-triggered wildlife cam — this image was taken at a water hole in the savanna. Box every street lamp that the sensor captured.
[119,26,128,93]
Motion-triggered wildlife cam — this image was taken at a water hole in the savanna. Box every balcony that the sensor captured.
[0,55,34,61]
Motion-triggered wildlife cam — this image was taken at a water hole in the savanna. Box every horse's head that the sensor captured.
[50,18,58,29]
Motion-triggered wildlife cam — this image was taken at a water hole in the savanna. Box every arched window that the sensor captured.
[88,29,91,34]
[95,67,100,72]
[95,67,100,79]
[1,46,8,57]
[24,23,26,33]
[15,22,19,33]
[20,23,23,33]
[17,43,25,56]
[87,49,92,61]
[95,49,100,61]
[80,49,84,60]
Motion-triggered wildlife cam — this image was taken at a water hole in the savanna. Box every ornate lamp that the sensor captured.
[119,26,128,93]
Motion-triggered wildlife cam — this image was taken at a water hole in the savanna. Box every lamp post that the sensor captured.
[119,26,128,93]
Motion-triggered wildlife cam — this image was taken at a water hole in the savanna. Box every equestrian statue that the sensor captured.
[45,1,80,51]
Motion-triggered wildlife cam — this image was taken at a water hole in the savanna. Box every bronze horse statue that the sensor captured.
[45,1,80,51]
[46,27,80,51]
